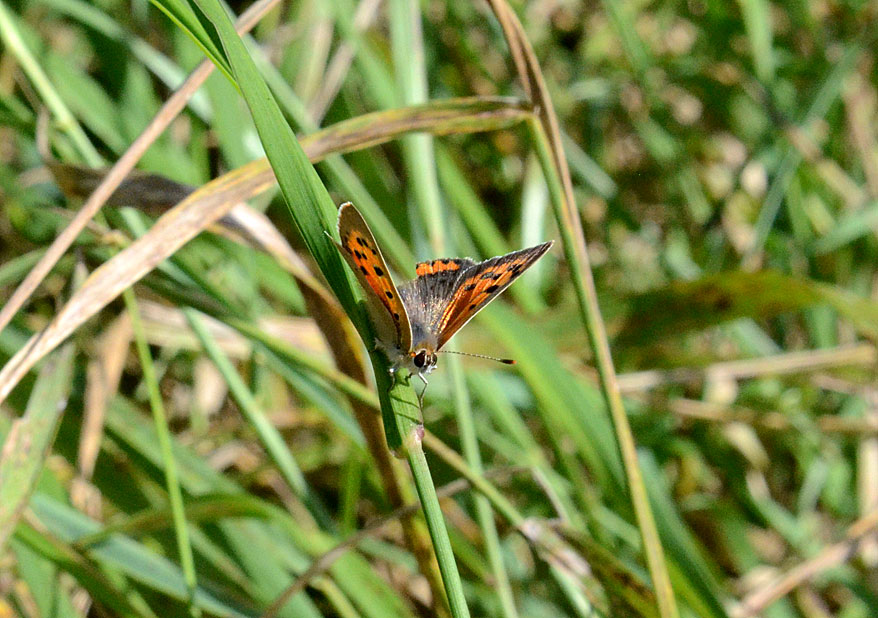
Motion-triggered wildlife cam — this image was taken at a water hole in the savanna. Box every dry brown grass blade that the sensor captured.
[78,313,131,482]
[858,388,878,564]
[137,302,325,358]
[732,507,878,617]
[667,398,878,436]
[0,159,277,406]
[302,96,532,162]
[617,343,878,392]
[843,70,878,198]
[70,312,131,519]
[0,0,281,339]
[482,2,678,615]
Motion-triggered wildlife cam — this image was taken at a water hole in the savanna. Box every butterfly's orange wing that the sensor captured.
[336,202,412,352]
[433,242,553,349]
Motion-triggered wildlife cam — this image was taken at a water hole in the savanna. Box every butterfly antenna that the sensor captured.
[437,350,516,365]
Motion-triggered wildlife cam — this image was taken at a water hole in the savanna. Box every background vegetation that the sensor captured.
[1,0,878,616]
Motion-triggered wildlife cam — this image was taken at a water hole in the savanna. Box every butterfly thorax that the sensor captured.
[386,274,452,378]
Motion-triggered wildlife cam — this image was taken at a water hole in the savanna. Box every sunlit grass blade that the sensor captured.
[528,115,679,616]
[738,0,776,84]
[448,361,519,618]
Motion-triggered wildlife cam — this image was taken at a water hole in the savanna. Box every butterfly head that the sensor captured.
[410,347,438,377]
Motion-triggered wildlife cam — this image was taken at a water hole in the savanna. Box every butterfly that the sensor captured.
[335,202,552,400]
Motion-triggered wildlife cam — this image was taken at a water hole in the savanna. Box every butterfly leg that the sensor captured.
[416,372,429,409]
[388,366,396,388]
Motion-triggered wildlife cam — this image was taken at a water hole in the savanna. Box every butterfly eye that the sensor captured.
[413,350,428,368]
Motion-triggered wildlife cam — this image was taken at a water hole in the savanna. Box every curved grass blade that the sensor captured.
[148,0,232,82]
[0,95,531,404]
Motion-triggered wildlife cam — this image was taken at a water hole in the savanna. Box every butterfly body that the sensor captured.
[336,202,552,389]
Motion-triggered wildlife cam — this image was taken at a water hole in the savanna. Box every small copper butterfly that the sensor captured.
[335,202,552,397]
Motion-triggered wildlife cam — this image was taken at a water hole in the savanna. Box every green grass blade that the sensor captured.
[745,41,862,260]
[449,361,519,618]
[738,0,776,83]
[0,0,101,164]
[124,290,200,613]
[149,0,232,81]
